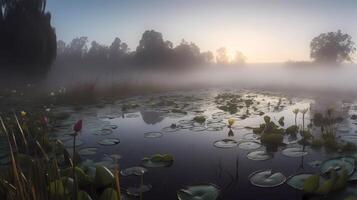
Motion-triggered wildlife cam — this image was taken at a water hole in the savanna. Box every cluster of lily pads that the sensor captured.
[286,156,357,200]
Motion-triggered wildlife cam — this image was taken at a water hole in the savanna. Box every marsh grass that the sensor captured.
[0,113,122,200]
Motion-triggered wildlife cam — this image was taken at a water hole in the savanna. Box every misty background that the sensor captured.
[1,0,357,97]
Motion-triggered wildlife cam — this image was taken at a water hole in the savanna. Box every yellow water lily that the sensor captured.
[20,111,27,117]
[228,118,235,127]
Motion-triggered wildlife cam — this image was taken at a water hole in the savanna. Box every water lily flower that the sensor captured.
[41,116,49,126]
[20,111,27,117]
[73,119,83,133]
[228,118,235,128]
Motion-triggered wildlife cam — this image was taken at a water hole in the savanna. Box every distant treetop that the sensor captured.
[310,30,356,64]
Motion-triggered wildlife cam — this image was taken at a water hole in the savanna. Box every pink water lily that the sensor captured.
[73,119,83,133]
[41,116,49,126]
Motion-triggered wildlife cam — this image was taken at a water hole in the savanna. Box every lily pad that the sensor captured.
[213,139,238,148]
[320,157,355,176]
[95,128,113,136]
[287,173,315,190]
[238,141,261,150]
[206,122,226,129]
[281,147,308,158]
[144,131,163,138]
[162,126,180,132]
[78,147,98,156]
[177,184,220,200]
[121,166,148,176]
[127,184,152,196]
[247,151,272,161]
[142,154,174,168]
[189,126,207,132]
[243,133,260,141]
[249,169,286,188]
[98,138,120,146]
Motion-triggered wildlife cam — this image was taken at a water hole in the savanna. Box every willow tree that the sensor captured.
[0,0,57,78]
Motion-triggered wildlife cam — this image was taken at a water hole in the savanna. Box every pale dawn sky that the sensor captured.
[47,0,357,63]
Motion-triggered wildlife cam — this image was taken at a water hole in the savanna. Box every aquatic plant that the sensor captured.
[293,108,299,125]
[303,168,349,195]
[300,108,308,131]
[0,112,127,200]
[142,154,174,168]
[177,184,220,200]
[249,169,286,188]
[285,125,299,135]
[72,119,83,200]
[193,116,206,124]
[278,116,284,127]
[228,118,235,128]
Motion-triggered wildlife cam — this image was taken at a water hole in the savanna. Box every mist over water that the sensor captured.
[45,63,357,98]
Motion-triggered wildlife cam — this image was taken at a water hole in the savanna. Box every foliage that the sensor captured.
[0,0,57,77]
[57,30,214,69]
[193,116,206,124]
[310,30,356,64]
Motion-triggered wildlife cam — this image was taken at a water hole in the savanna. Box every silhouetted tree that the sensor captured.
[135,30,174,66]
[55,30,225,70]
[0,0,56,77]
[173,40,201,65]
[310,30,356,64]
[87,41,109,64]
[65,37,88,61]
[108,37,130,64]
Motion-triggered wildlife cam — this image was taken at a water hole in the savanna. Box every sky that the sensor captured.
[47,0,357,63]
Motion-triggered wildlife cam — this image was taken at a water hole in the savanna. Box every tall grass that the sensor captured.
[0,113,122,200]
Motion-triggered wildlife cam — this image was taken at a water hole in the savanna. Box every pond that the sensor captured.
[50,88,357,200]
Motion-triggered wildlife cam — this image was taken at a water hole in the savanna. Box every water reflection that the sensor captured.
[140,110,165,124]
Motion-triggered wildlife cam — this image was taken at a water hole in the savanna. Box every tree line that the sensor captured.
[56,30,217,69]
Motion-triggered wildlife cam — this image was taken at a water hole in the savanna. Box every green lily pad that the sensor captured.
[144,132,163,138]
[249,169,286,187]
[281,147,308,158]
[213,139,238,148]
[127,184,152,196]
[142,154,174,168]
[78,147,98,156]
[246,151,272,161]
[177,184,220,200]
[238,141,261,150]
[98,138,120,146]
[287,173,315,190]
[121,166,148,176]
[320,157,355,176]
